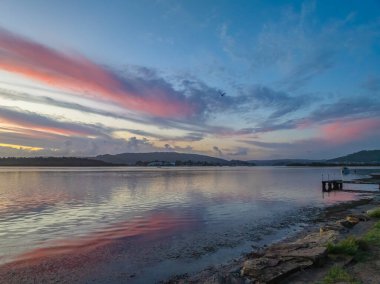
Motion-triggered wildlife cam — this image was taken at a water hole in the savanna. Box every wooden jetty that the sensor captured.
[322,179,380,193]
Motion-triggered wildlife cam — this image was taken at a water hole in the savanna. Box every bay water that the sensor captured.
[0,167,369,282]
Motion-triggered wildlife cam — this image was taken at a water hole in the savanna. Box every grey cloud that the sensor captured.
[213,146,223,156]
[0,88,151,126]
[0,106,108,137]
[172,132,205,142]
[162,144,194,153]
[310,96,380,122]
[241,133,380,160]
[252,94,380,135]
[283,49,335,91]
[227,147,249,156]
[241,140,294,149]
[219,2,380,91]
[362,75,380,93]
[0,130,63,149]
[246,85,312,119]
[178,78,310,121]
[0,88,209,141]
[51,136,157,157]
[70,137,155,157]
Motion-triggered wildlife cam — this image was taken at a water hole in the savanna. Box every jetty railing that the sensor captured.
[322,180,343,192]
[322,179,380,193]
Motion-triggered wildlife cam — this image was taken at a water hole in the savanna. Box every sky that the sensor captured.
[0,0,379,160]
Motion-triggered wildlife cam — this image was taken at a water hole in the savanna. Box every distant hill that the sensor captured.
[328,150,380,164]
[248,159,321,166]
[94,152,230,166]
[249,150,380,166]
[3,150,377,167]
[0,153,254,167]
[0,157,116,167]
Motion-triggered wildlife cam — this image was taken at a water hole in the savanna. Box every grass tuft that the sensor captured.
[367,208,380,218]
[321,266,360,284]
[321,220,380,283]
[327,236,361,256]
[362,220,380,246]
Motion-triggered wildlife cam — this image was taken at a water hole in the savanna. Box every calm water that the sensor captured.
[0,167,370,282]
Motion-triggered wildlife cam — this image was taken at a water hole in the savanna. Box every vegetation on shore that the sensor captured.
[321,266,360,284]
[287,162,380,167]
[322,214,380,284]
[0,156,255,167]
[367,208,380,218]
[0,157,117,167]
[326,236,368,257]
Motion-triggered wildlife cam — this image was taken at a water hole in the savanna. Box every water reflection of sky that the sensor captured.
[0,167,373,278]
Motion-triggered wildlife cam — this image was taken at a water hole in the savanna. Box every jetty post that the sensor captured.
[322,179,343,192]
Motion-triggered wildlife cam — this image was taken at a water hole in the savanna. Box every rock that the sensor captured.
[242,257,313,283]
[203,273,225,284]
[203,272,250,284]
[265,243,327,265]
[297,230,337,246]
[242,257,279,274]
[347,214,370,221]
[345,216,360,224]
[338,219,356,228]
[245,251,265,258]
[241,230,334,282]
[320,224,344,235]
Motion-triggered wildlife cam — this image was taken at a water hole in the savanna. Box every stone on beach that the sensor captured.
[242,257,313,283]
[337,214,368,228]
[241,230,335,282]
[347,214,370,222]
[319,224,346,234]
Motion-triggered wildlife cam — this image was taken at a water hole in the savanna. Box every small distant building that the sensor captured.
[147,161,175,167]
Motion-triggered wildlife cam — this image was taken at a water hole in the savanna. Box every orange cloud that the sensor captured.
[0,28,194,117]
[0,142,43,151]
[320,118,380,144]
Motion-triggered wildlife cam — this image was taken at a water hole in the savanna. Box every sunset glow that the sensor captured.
[0,1,379,159]
[0,143,43,151]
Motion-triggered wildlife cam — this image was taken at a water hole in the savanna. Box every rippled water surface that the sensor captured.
[0,167,369,282]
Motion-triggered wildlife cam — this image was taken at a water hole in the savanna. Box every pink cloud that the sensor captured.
[0,28,194,117]
[0,108,102,137]
[320,118,380,144]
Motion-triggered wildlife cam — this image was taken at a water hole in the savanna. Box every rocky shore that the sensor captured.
[164,195,380,284]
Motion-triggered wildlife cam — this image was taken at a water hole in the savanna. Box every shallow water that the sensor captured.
[0,166,372,282]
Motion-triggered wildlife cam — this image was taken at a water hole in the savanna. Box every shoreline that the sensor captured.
[1,194,379,283]
[163,194,380,283]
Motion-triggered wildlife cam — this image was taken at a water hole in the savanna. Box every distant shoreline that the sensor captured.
[1,149,379,167]
[0,157,254,167]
